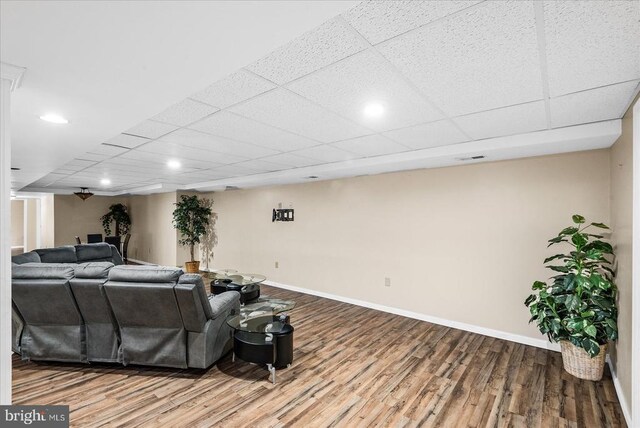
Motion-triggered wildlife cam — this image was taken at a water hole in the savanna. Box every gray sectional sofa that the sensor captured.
[11,245,240,369]
[12,242,124,266]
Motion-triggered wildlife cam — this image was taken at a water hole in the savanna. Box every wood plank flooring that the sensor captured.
[13,285,626,427]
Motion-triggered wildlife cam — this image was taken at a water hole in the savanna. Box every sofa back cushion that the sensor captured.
[12,263,74,280]
[35,246,77,263]
[12,278,82,326]
[75,243,113,262]
[11,251,41,265]
[74,262,114,279]
[108,265,183,283]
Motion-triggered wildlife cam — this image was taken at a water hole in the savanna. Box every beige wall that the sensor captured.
[10,200,24,249]
[128,192,179,266]
[209,150,610,341]
[609,94,636,416]
[53,195,129,246]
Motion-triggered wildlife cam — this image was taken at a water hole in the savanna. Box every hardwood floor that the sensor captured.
[13,285,626,427]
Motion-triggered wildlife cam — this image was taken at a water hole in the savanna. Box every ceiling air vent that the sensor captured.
[456,155,486,161]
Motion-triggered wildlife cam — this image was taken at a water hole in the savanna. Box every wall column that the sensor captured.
[0,62,26,405]
[632,98,639,428]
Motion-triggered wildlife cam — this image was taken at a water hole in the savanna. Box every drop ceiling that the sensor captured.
[5,0,639,195]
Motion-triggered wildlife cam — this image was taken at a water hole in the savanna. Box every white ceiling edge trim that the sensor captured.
[0,62,26,91]
[18,120,621,196]
[185,119,622,192]
[21,182,179,197]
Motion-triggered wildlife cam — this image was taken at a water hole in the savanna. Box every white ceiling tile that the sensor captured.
[453,101,548,140]
[125,120,179,139]
[383,120,468,149]
[379,1,543,116]
[190,69,277,108]
[29,173,69,187]
[245,17,369,85]
[229,88,372,143]
[549,81,639,128]
[76,152,110,162]
[106,133,149,149]
[342,0,482,45]
[63,159,97,170]
[189,111,318,151]
[331,134,409,157]
[287,49,442,132]
[88,144,130,156]
[260,152,322,168]
[232,159,288,173]
[119,149,218,171]
[203,164,261,178]
[291,145,359,163]
[544,1,640,97]
[159,129,277,159]
[152,98,219,126]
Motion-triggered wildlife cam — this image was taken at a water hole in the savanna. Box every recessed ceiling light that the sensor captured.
[39,113,69,124]
[167,159,181,169]
[363,103,384,118]
[100,178,111,186]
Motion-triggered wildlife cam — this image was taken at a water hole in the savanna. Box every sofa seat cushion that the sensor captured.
[35,247,77,263]
[74,262,114,279]
[11,251,41,265]
[75,243,113,262]
[108,265,183,283]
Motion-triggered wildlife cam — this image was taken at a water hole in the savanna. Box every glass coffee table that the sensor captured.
[226,298,295,384]
[206,270,266,304]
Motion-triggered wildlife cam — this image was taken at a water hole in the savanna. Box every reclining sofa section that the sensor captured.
[11,261,240,369]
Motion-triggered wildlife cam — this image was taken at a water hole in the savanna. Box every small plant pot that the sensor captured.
[184,261,200,273]
[560,340,607,381]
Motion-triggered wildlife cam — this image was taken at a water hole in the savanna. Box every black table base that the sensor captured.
[232,322,294,384]
[210,280,260,304]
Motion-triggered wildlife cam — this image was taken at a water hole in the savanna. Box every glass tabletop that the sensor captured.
[227,314,291,334]
[204,270,266,286]
[242,297,295,314]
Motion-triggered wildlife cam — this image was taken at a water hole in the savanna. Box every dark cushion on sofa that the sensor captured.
[74,262,114,279]
[11,251,41,265]
[75,243,113,262]
[35,246,78,263]
[12,263,75,280]
[108,265,184,283]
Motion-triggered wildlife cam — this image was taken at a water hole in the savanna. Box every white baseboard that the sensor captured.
[263,280,561,352]
[606,356,632,427]
[126,258,155,265]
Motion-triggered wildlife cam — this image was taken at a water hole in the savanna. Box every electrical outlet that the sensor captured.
[275,261,279,268]
[385,277,391,287]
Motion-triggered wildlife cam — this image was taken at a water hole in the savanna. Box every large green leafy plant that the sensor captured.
[524,215,618,357]
[101,203,131,236]
[172,195,212,262]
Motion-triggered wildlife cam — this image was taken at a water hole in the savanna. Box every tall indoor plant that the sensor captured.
[101,203,131,236]
[172,195,212,273]
[524,214,618,380]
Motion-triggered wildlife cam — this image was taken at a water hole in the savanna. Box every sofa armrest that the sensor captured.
[208,291,241,319]
[109,245,124,265]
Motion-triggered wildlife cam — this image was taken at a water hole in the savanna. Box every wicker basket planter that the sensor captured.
[560,340,607,381]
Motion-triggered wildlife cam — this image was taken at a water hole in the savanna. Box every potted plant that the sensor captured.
[172,195,212,273]
[101,203,131,236]
[524,214,618,381]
